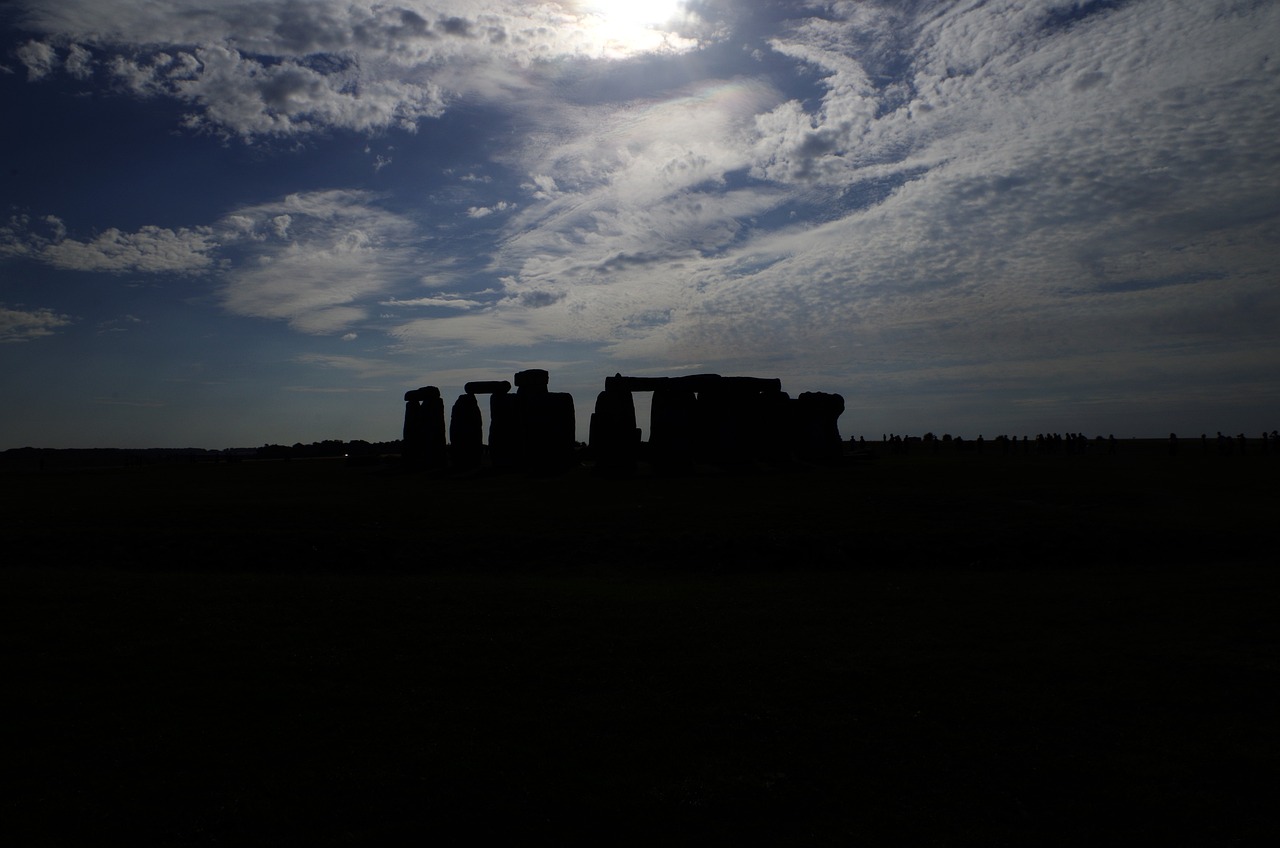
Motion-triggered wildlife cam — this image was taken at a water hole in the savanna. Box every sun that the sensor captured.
[583,0,684,29]
[569,1,695,58]
[568,0,696,57]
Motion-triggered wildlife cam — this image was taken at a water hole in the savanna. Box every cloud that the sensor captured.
[2,190,432,338]
[8,0,706,139]
[0,214,218,273]
[466,201,515,218]
[293,352,420,381]
[4,0,1276,434]
[217,190,423,334]
[14,39,58,79]
[64,43,93,78]
[462,0,1280,381]
[0,304,74,342]
[484,77,787,343]
[390,310,545,349]
[513,290,565,309]
[380,296,485,310]
[43,225,219,273]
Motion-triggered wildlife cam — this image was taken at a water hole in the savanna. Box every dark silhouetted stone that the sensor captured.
[514,369,550,391]
[449,393,483,469]
[521,389,577,472]
[404,386,441,403]
[756,389,793,461]
[464,380,511,395]
[696,385,759,464]
[794,391,845,460]
[590,387,639,475]
[488,391,520,469]
[403,386,446,469]
[600,373,797,468]
[649,388,698,472]
[482,370,576,472]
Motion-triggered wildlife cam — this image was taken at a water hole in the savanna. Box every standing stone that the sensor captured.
[794,391,845,460]
[590,386,639,475]
[449,393,483,469]
[755,389,793,462]
[649,388,698,472]
[488,391,520,469]
[523,390,576,472]
[403,386,445,469]
[696,385,757,465]
[514,369,550,392]
[513,369,575,472]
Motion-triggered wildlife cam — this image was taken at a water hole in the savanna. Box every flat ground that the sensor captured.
[3,445,1276,844]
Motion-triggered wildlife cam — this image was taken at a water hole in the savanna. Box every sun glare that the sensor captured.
[585,0,684,28]
[576,0,691,56]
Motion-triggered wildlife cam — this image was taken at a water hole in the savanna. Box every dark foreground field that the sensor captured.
[3,446,1276,844]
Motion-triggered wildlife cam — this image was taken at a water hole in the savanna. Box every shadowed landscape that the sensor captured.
[5,2,1279,842]
[4,443,1275,844]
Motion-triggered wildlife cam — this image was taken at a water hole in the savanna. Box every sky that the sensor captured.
[2,0,1278,449]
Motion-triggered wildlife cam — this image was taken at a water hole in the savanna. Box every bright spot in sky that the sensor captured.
[585,0,683,28]
[579,0,689,55]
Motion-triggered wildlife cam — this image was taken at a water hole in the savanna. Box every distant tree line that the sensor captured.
[0,441,404,470]
[255,439,402,460]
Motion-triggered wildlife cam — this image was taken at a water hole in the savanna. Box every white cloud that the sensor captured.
[217,190,423,334]
[484,77,786,342]
[2,190,433,338]
[9,1,707,139]
[381,296,485,310]
[391,311,545,349]
[14,39,57,79]
[457,0,1280,383]
[64,43,93,79]
[0,304,74,342]
[4,0,1277,436]
[466,201,515,218]
[0,214,218,274]
[42,225,219,273]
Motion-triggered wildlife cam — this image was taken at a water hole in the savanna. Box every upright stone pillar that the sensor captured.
[649,388,697,473]
[512,369,576,472]
[456,380,512,470]
[794,391,845,460]
[488,389,520,469]
[403,386,445,469]
[696,385,754,465]
[590,384,639,476]
[756,389,792,462]
[449,393,483,470]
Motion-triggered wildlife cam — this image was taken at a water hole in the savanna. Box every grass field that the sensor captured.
[3,446,1276,844]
